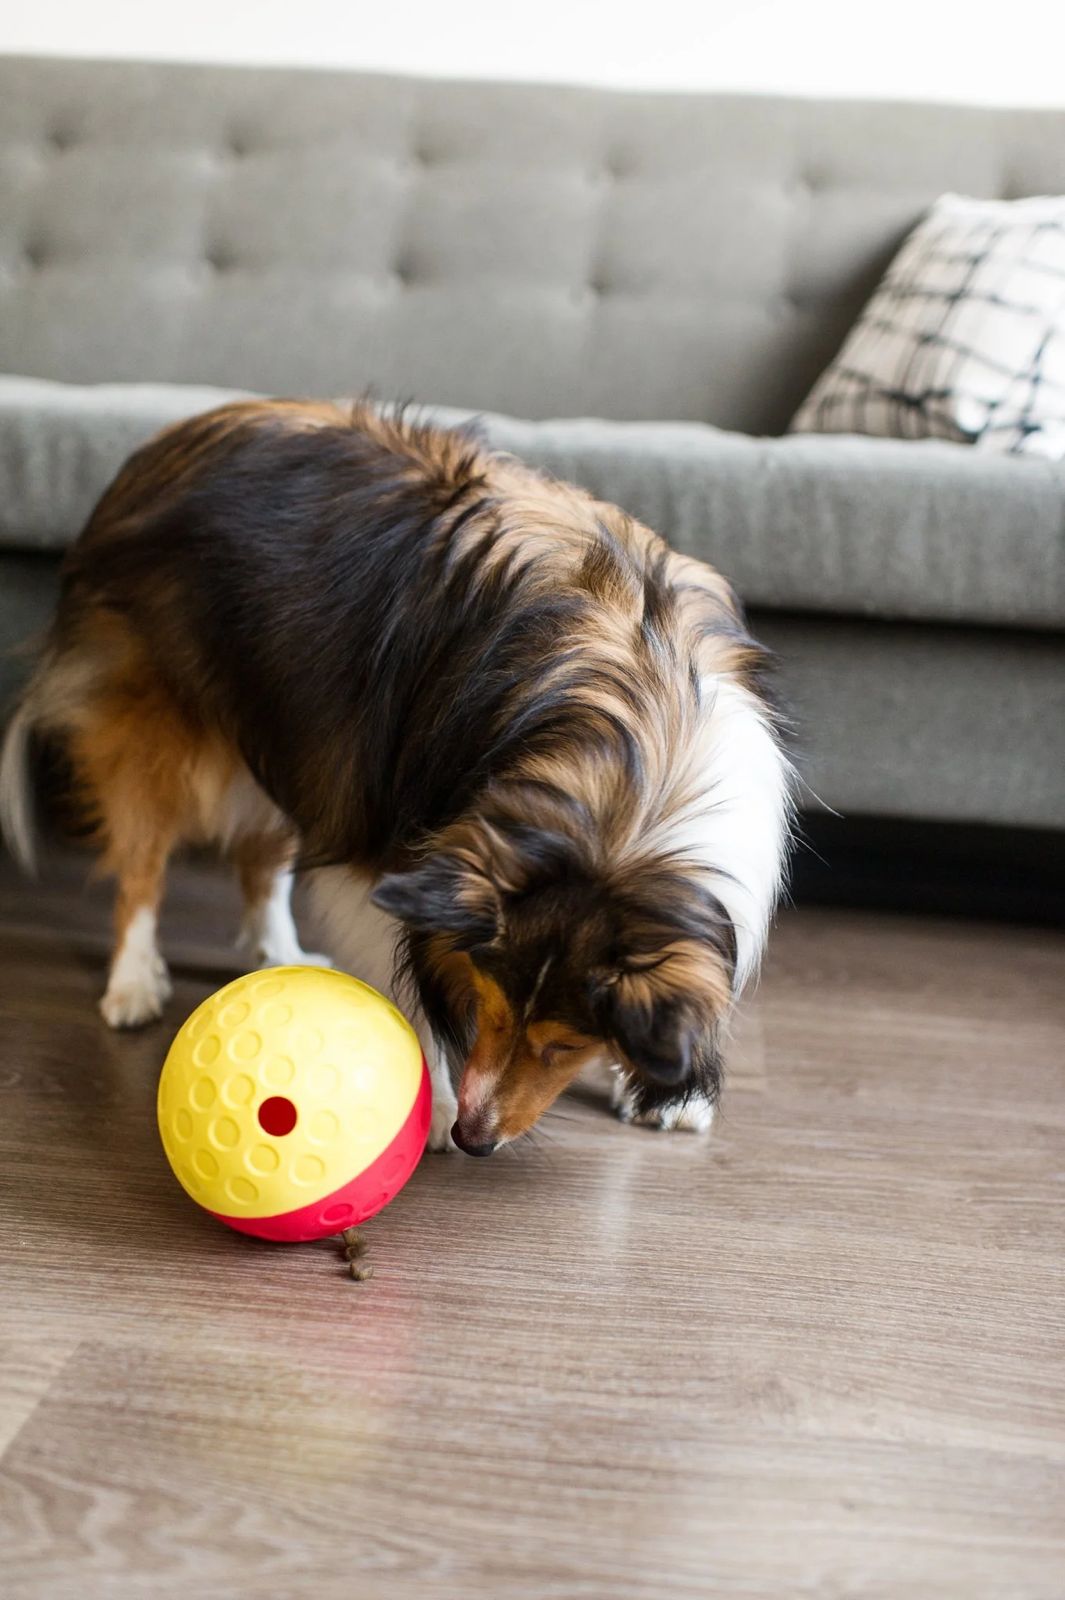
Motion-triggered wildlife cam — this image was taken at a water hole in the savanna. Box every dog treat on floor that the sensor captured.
[342,1227,374,1281]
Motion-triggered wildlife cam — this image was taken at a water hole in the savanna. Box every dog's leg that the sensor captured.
[309,866,458,1151]
[99,817,176,1030]
[68,715,179,1029]
[233,832,330,968]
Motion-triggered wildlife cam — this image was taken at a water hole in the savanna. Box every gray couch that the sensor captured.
[2,55,1063,831]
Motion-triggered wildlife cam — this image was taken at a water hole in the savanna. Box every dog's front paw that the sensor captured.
[640,1094,716,1133]
[611,1072,715,1134]
[100,956,172,1030]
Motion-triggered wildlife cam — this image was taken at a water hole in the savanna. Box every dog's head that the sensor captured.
[372,816,736,1153]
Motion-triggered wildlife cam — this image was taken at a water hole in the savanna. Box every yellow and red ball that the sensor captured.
[157,966,430,1241]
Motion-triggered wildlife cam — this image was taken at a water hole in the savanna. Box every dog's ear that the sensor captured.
[373,814,579,945]
[589,868,739,1090]
[597,974,700,1087]
[593,942,732,1090]
[372,851,499,947]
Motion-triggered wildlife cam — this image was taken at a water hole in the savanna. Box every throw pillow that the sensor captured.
[790,193,1065,459]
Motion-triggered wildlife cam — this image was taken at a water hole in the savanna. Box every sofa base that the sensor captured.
[755,611,1065,832]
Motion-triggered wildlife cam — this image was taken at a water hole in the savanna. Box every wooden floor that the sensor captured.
[0,851,1063,1600]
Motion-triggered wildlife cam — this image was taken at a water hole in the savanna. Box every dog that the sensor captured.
[0,400,791,1153]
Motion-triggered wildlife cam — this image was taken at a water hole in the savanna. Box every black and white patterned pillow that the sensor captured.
[790,193,1065,459]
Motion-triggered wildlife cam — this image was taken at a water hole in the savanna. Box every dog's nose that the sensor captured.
[451,1122,497,1158]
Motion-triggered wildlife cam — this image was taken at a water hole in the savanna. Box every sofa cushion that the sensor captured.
[0,376,252,553]
[1,375,1063,631]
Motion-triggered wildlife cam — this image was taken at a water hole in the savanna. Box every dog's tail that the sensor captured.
[0,658,53,875]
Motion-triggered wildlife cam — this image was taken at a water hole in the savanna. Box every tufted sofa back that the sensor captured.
[3,55,1065,434]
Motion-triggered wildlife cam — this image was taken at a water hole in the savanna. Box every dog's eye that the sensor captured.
[541,1039,581,1065]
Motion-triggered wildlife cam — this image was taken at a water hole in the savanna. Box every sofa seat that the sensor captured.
[2,375,1063,634]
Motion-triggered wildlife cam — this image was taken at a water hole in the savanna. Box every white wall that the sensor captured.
[2,0,1064,108]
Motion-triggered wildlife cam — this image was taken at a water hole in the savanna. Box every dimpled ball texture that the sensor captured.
[157,966,431,1241]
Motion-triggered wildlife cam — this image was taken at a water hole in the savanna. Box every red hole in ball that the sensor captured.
[258,1095,297,1136]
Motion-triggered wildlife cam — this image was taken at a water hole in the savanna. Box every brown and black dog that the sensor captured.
[1,401,791,1152]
